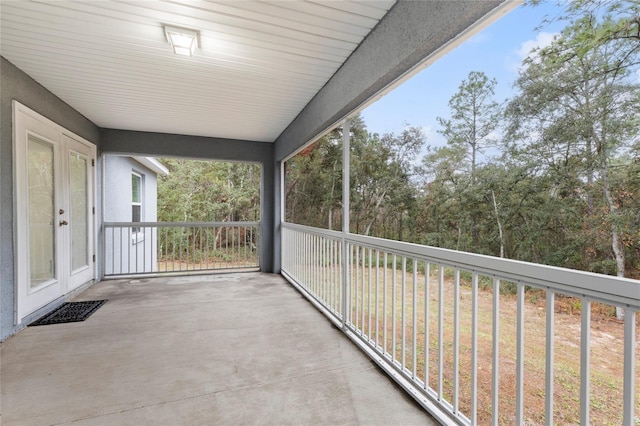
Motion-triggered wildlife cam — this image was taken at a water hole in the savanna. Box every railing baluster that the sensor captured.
[412,259,417,380]
[545,290,555,426]
[323,237,327,305]
[336,239,340,313]
[321,236,325,304]
[471,272,479,424]
[128,226,132,274]
[179,226,183,272]
[141,226,144,272]
[313,234,317,295]
[579,298,591,426]
[233,225,236,268]
[368,247,372,341]
[516,282,525,425]
[492,277,500,426]
[361,247,366,336]
[375,250,380,349]
[622,309,636,426]
[328,238,332,311]
[206,226,210,270]
[172,227,177,271]
[424,262,430,390]
[383,252,388,355]
[402,256,407,370]
[135,226,139,273]
[454,268,460,413]
[311,234,315,295]
[110,227,115,275]
[438,265,444,402]
[355,245,360,332]
[392,254,397,362]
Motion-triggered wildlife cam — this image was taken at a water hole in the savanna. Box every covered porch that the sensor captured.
[1,1,638,425]
[1,272,434,425]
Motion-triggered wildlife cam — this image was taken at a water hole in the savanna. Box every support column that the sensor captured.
[341,119,350,329]
[261,156,276,273]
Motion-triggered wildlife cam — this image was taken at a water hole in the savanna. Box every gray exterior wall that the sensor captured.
[1,57,101,340]
[104,156,160,275]
[104,156,159,223]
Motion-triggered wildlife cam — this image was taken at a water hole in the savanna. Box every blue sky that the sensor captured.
[359,2,567,149]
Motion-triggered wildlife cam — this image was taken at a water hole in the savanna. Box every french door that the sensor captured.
[14,102,96,322]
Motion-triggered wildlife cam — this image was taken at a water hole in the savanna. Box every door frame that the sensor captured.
[13,101,97,323]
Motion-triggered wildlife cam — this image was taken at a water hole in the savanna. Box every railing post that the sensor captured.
[341,118,350,330]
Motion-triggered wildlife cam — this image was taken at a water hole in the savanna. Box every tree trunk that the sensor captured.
[491,189,505,258]
[595,134,625,320]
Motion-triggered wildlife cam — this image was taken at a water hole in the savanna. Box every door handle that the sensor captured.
[59,220,69,226]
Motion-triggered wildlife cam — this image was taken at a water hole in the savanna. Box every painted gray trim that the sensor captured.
[132,157,169,176]
[271,160,282,273]
[0,56,100,340]
[100,128,272,163]
[100,128,275,273]
[274,0,505,161]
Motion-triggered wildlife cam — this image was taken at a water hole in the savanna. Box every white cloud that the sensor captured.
[505,32,559,73]
[516,32,558,61]
[420,125,434,140]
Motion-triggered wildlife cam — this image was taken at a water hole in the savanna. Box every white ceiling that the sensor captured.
[1,0,396,142]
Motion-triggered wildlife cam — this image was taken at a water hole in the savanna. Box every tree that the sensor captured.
[284,125,344,230]
[530,0,640,77]
[506,23,640,280]
[351,125,425,238]
[158,159,260,223]
[284,115,425,240]
[437,71,502,183]
[434,71,503,247]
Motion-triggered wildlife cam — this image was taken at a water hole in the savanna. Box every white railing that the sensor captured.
[281,222,639,426]
[104,221,259,277]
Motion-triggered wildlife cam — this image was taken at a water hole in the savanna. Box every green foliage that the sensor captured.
[157,160,261,262]
[505,3,640,277]
[285,114,426,240]
[528,0,640,76]
[158,159,260,223]
[284,125,344,230]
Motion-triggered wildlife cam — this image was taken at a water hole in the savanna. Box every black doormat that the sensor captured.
[29,300,108,326]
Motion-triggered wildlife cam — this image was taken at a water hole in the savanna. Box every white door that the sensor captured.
[14,102,96,322]
[65,135,95,291]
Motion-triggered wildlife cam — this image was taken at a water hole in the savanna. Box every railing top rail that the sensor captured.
[282,222,343,239]
[282,222,640,309]
[104,221,260,227]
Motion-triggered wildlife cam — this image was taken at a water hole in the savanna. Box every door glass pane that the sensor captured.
[28,136,55,286]
[70,152,88,271]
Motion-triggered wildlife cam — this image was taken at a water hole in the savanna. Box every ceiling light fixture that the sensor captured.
[164,25,199,57]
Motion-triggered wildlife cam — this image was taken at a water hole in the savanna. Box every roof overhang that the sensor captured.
[0,1,395,142]
[1,0,517,159]
[132,157,169,176]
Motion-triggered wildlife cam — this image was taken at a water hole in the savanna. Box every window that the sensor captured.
[131,172,142,235]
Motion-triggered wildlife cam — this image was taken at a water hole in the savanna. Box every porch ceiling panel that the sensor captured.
[0,0,395,142]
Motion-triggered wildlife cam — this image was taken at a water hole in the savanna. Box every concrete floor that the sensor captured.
[1,273,437,425]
